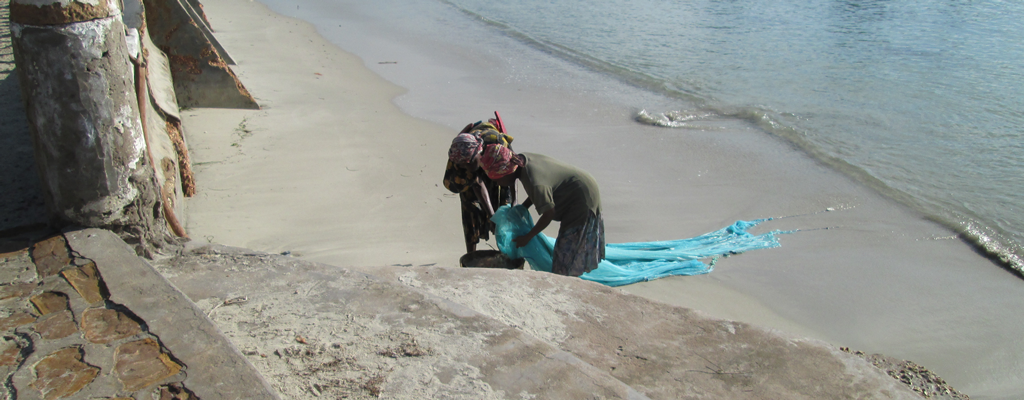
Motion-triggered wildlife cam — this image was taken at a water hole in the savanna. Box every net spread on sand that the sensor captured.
[492,205,784,286]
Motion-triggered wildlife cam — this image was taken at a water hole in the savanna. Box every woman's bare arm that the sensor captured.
[514,208,553,247]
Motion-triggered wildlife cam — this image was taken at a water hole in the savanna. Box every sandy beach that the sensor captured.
[2,0,1020,398]
[175,0,1024,398]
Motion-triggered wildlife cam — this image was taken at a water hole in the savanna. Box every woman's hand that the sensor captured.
[513,234,533,248]
[514,209,553,248]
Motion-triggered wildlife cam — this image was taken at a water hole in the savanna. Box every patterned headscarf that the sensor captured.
[480,144,524,180]
[448,133,483,164]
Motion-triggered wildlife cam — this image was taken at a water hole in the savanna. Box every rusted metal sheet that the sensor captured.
[142,69,188,228]
[179,0,234,64]
[142,0,258,109]
[144,32,180,120]
[142,24,195,200]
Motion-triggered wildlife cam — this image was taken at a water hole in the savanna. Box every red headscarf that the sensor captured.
[480,144,524,180]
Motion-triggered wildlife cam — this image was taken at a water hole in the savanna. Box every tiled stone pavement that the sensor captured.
[1,229,277,400]
[1,234,192,399]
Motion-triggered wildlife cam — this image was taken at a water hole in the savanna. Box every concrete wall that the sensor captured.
[7,0,253,254]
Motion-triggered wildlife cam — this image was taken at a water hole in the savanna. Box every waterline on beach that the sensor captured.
[636,106,1024,276]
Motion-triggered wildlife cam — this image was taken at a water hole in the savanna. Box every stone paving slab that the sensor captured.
[157,240,940,399]
[157,242,650,399]
[3,228,947,399]
[1,228,277,399]
[367,265,929,400]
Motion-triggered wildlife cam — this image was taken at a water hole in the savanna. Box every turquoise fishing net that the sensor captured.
[492,205,784,287]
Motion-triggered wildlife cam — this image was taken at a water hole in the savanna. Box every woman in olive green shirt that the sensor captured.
[481,145,605,276]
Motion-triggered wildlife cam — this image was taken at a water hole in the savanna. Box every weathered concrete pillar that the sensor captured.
[10,0,172,254]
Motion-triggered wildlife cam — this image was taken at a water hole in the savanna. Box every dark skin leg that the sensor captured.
[459,159,496,254]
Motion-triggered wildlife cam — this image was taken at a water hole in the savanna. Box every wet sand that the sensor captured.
[180,0,1024,398]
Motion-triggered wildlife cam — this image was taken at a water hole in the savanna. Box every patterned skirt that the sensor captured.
[552,211,606,277]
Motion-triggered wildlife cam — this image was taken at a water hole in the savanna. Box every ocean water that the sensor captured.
[432,0,1024,275]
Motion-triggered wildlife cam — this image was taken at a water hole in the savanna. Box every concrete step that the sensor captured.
[159,237,924,399]
[365,264,925,400]
[3,227,926,399]
[158,238,651,399]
